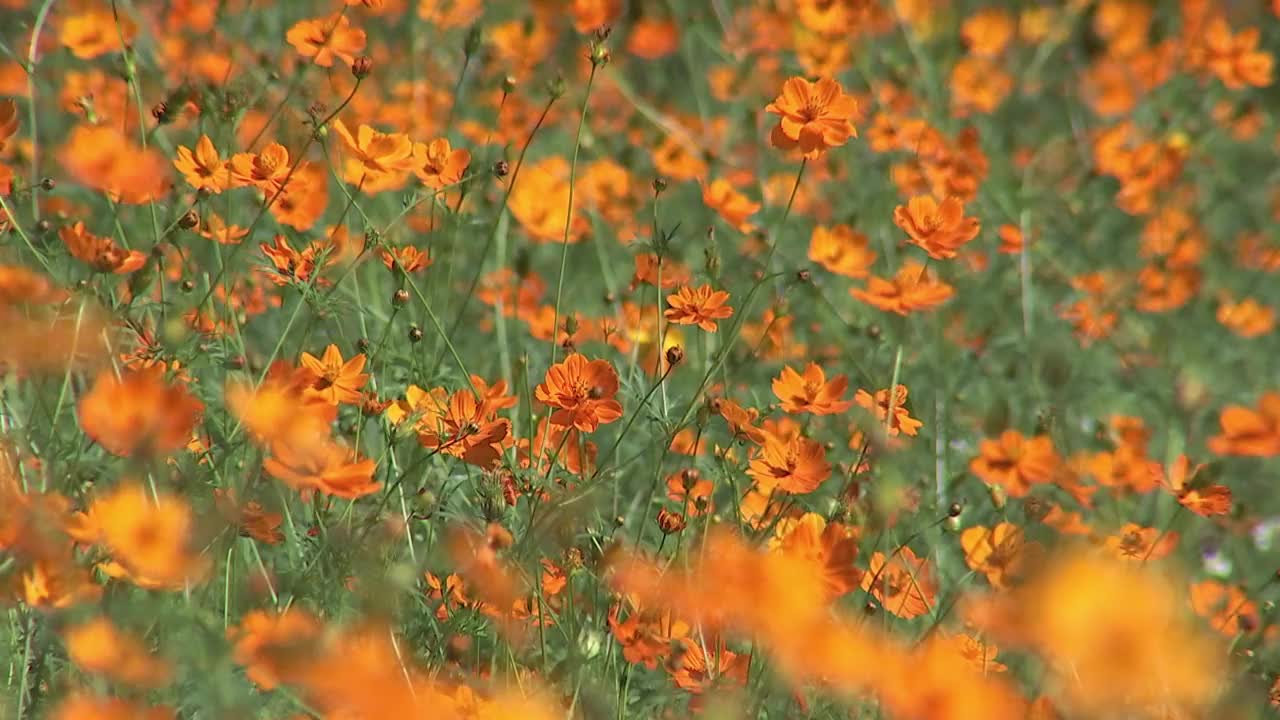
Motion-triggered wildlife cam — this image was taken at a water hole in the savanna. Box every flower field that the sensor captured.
[1,1,1280,718]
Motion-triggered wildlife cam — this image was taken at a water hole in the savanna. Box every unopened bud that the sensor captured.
[665,345,684,367]
[351,55,374,79]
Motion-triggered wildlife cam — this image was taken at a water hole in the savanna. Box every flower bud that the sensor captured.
[351,55,374,79]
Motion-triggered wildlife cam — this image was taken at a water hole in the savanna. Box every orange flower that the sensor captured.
[664,285,733,332]
[766,77,859,159]
[59,125,170,204]
[570,0,621,33]
[86,483,209,589]
[608,604,689,669]
[851,260,955,315]
[78,368,203,457]
[213,489,284,545]
[626,18,680,59]
[1154,455,1232,518]
[379,245,432,273]
[59,221,146,274]
[229,141,292,191]
[414,137,471,189]
[1208,392,1280,457]
[1199,18,1273,90]
[702,179,760,233]
[862,547,936,619]
[854,385,923,437]
[509,157,585,243]
[64,617,171,688]
[717,398,768,444]
[60,7,135,59]
[173,134,230,193]
[264,439,379,499]
[772,362,852,415]
[668,637,749,694]
[808,224,877,278]
[772,513,862,600]
[1189,580,1259,637]
[960,522,1039,588]
[386,386,511,468]
[894,195,981,260]
[230,608,323,690]
[1102,522,1177,562]
[299,344,369,405]
[1217,297,1275,338]
[535,354,623,432]
[968,552,1224,715]
[949,56,1012,115]
[969,430,1059,497]
[286,13,367,67]
[747,432,831,494]
[961,8,1015,57]
[332,120,418,190]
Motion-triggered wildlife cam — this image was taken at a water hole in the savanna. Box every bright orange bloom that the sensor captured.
[1198,18,1273,90]
[772,362,852,415]
[854,385,923,437]
[668,637,749,694]
[1153,455,1232,518]
[85,483,209,589]
[173,135,231,193]
[78,368,203,457]
[264,439,379,499]
[230,608,323,690]
[535,354,623,432]
[949,56,1013,115]
[64,617,171,688]
[969,430,1059,496]
[380,245,432,273]
[665,285,733,332]
[747,432,831,494]
[1103,522,1177,562]
[809,224,876,278]
[414,137,471,189]
[59,125,170,204]
[286,13,367,67]
[608,604,689,669]
[894,195,981,260]
[961,8,1015,57]
[298,344,369,405]
[1208,392,1280,457]
[60,7,136,59]
[968,552,1224,715]
[213,489,284,545]
[772,513,862,600]
[386,386,511,468]
[960,522,1039,589]
[862,547,936,619]
[1217,297,1275,338]
[332,120,417,190]
[851,260,955,315]
[229,141,292,191]
[1189,580,1259,637]
[766,77,859,159]
[570,0,622,33]
[509,157,585,243]
[717,398,768,444]
[59,222,147,274]
[626,18,680,59]
[702,179,760,233]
